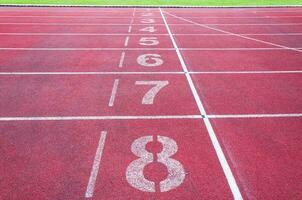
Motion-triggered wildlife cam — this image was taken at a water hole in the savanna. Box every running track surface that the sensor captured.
[0,6,302,200]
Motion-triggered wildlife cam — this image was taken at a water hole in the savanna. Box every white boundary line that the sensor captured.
[160,8,243,200]
[1,15,302,18]
[1,22,302,26]
[85,131,107,198]
[163,11,302,53]
[108,79,119,107]
[1,47,302,51]
[1,114,301,121]
[208,113,302,118]
[0,33,301,36]
[1,71,302,75]
[0,115,202,121]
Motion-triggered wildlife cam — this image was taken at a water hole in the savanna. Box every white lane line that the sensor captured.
[1,15,302,19]
[0,33,169,36]
[0,115,202,121]
[2,48,302,51]
[0,22,301,26]
[163,11,302,53]
[0,23,167,25]
[160,8,243,200]
[128,25,132,33]
[0,33,300,36]
[118,52,126,68]
[1,71,302,75]
[0,48,175,51]
[108,79,119,107]
[173,33,302,36]
[124,36,130,47]
[0,71,184,75]
[208,113,302,118]
[85,131,107,198]
[190,70,302,74]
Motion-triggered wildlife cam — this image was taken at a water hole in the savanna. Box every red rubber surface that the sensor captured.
[0,6,302,200]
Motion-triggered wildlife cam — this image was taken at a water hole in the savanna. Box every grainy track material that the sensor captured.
[0,6,301,200]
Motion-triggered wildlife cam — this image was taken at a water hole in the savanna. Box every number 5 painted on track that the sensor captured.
[135,81,169,104]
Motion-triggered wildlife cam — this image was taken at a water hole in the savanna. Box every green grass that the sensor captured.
[0,0,301,6]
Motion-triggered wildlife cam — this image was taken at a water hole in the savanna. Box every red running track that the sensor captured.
[0,6,302,200]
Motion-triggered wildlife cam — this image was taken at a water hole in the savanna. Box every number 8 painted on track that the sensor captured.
[126,135,185,192]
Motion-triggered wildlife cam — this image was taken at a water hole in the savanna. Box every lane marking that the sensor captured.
[1,47,301,51]
[85,131,107,198]
[1,15,302,19]
[128,26,132,33]
[108,79,119,107]
[0,33,300,36]
[208,113,302,118]
[0,115,202,121]
[163,11,302,53]
[118,52,126,68]
[124,36,130,47]
[0,22,302,26]
[1,71,302,75]
[0,48,175,50]
[0,33,169,36]
[160,8,243,200]
[0,22,168,25]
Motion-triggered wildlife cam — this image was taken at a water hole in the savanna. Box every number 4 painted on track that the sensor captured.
[135,81,169,104]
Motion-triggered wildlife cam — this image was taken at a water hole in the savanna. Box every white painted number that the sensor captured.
[142,13,153,17]
[141,19,155,24]
[135,81,169,104]
[139,26,156,33]
[126,135,185,192]
[137,54,163,67]
[139,37,159,46]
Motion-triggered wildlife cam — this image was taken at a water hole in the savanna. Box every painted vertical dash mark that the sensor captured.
[124,36,130,47]
[108,79,119,107]
[128,25,132,33]
[85,131,108,198]
[118,52,126,68]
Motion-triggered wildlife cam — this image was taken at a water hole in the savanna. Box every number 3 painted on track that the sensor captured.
[126,135,185,192]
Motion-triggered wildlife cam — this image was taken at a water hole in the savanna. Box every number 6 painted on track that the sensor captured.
[137,54,163,67]
[126,135,185,192]
[135,81,169,104]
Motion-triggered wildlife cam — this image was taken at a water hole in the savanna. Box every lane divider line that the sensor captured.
[0,115,203,121]
[160,7,243,200]
[85,131,107,198]
[108,79,119,107]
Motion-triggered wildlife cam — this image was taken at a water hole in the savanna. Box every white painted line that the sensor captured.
[0,71,184,75]
[124,36,130,47]
[2,47,301,51]
[208,113,302,119]
[173,33,302,36]
[190,70,302,74]
[163,11,302,53]
[0,33,169,36]
[118,52,126,68]
[108,79,119,107]
[0,22,164,26]
[0,32,300,36]
[160,8,243,200]
[85,131,107,198]
[128,25,132,33]
[0,22,301,26]
[1,15,302,19]
[0,115,202,121]
[1,70,302,75]
[0,48,175,51]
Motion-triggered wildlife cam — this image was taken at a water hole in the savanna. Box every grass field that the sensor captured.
[0,0,301,6]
